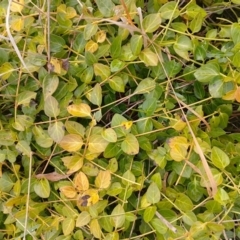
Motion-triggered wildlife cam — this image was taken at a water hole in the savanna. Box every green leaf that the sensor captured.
[0,173,14,192]
[16,91,37,106]
[159,1,180,20]
[76,211,91,227]
[139,48,158,66]
[62,217,75,236]
[214,187,229,205]
[34,178,50,198]
[194,62,220,83]
[142,13,162,33]
[109,76,125,92]
[130,35,143,55]
[175,193,193,212]
[16,140,31,157]
[231,23,240,45]
[134,78,156,94]
[209,77,224,98]
[85,51,98,66]
[111,204,125,229]
[182,211,197,226]
[211,146,230,169]
[194,45,207,61]
[137,118,153,134]
[104,142,121,158]
[80,66,94,84]
[143,206,156,223]
[121,133,139,155]
[95,0,115,17]
[111,114,129,137]
[73,32,86,53]
[48,121,65,143]
[146,182,160,204]
[50,34,66,53]
[150,218,168,234]
[44,96,60,118]
[110,36,122,59]
[194,81,205,99]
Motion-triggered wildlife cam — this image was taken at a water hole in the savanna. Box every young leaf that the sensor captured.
[59,134,83,152]
[34,178,50,198]
[146,182,160,204]
[211,147,230,169]
[95,170,111,189]
[67,103,92,118]
[111,204,125,229]
[74,172,89,191]
[121,133,139,155]
[76,211,91,227]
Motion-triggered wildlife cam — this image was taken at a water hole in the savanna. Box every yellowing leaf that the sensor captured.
[59,134,83,152]
[85,40,98,53]
[101,128,117,142]
[61,155,83,174]
[67,103,92,118]
[62,217,75,236]
[11,17,24,32]
[11,0,24,13]
[139,48,158,66]
[88,134,109,153]
[0,62,13,80]
[60,186,77,198]
[168,136,189,161]
[96,30,106,43]
[95,170,111,189]
[78,189,99,207]
[111,204,125,229]
[121,133,139,155]
[90,219,102,239]
[34,178,50,198]
[121,121,133,130]
[74,171,89,191]
[76,211,91,227]
[66,7,77,19]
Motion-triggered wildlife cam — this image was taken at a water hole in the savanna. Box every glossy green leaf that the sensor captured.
[211,146,230,169]
[194,62,220,83]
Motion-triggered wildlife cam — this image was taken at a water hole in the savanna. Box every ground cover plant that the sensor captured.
[0,0,240,239]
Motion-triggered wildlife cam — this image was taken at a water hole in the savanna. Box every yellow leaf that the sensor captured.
[11,0,24,13]
[222,89,236,101]
[59,134,83,152]
[121,121,133,130]
[95,30,106,43]
[95,170,111,189]
[0,62,13,80]
[67,103,92,118]
[66,7,77,19]
[11,17,24,32]
[168,136,189,161]
[235,87,240,103]
[49,58,62,75]
[85,40,98,53]
[60,186,77,198]
[74,172,89,191]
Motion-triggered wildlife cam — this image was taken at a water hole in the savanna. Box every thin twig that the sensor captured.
[155,211,178,233]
